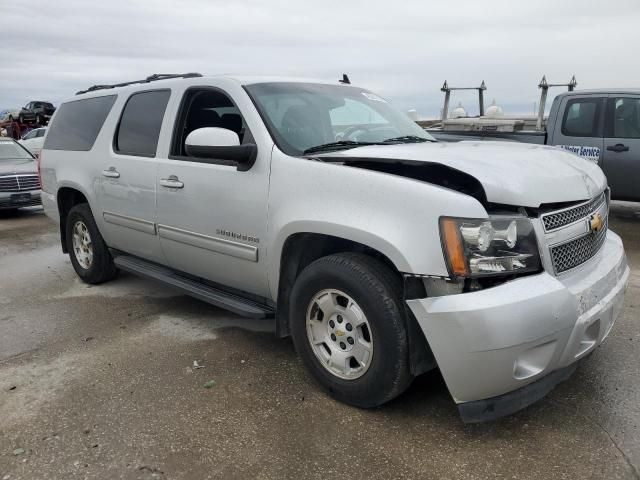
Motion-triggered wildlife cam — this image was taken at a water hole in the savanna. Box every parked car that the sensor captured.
[429,90,640,202]
[0,138,42,210]
[18,101,56,125]
[40,73,629,422]
[19,127,47,156]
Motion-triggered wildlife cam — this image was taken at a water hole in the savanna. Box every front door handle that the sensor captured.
[606,143,630,153]
[102,167,120,178]
[159,175,184,189]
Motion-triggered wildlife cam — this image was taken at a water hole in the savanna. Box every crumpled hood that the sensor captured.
[317,141,606,208]
[0,158,37,176]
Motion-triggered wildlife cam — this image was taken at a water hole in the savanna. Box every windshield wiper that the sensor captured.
[381,135,434,144]
[303,141,379,155]
[303,136,434,155]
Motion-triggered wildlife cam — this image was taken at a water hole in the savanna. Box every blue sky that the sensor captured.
[1,0,638,119]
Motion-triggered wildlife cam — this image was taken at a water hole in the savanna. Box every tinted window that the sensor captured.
[608,97,640,139]
[36,129,46,138]
[44,95,117,151]
[561,98,602,137]
[115,90,170,157]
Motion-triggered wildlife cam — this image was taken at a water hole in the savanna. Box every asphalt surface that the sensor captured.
[0,204,638,480]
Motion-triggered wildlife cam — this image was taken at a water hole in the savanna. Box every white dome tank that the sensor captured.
[451,102,467,118]
[485,99,504,117]
[406,109,419,121]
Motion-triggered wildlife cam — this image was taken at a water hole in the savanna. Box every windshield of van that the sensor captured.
[245,82,434,156]
[0,139,33,162]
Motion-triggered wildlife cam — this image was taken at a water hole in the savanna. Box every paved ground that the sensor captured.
[0,204,638,480]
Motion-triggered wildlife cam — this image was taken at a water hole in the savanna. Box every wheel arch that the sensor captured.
[56,185,91,253]
[273,230,435,376]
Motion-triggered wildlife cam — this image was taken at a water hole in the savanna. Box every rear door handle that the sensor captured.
[102,167,120,178]
[159,175,184,189]
[606,143,630,153]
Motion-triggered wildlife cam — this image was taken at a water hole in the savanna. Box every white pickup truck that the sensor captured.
[40,74,629,422]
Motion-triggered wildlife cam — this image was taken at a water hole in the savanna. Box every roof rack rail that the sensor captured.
[76,72,203,95]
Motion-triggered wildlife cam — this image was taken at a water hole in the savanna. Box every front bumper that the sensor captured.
[0,189,42,209]
[407,230,629,420]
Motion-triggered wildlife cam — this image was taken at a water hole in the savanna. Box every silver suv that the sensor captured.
[41,73,629,422]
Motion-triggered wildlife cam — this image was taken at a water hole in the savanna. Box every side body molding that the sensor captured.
[102,213,259,262]
[157,224,258,262]
[103,211,157,235]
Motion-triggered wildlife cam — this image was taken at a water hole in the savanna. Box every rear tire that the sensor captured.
[65,203,117,284]
[290,252,413,407]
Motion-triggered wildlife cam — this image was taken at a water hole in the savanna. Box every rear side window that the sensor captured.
[44,95,116,151]
[114,90,170,157]
[561,98,602,137]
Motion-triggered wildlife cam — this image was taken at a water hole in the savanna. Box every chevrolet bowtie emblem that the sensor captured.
[335,330,345,337]
[589,212,604,233]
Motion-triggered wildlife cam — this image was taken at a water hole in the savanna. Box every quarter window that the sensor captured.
[561,98,602,137]
[115,90,171,157]
[43,95,116,151]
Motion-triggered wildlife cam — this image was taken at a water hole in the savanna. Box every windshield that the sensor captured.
[245,82,434,156]
[0,139,34,161]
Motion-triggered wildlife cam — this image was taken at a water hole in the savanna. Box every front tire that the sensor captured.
[65,203,117,284]
[290,253,413,407]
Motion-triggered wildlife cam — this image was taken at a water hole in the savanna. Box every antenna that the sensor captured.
[339,74,351,85]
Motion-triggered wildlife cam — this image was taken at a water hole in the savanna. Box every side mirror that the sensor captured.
[185,127,257,172]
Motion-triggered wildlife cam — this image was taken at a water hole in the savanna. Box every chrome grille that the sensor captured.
[550,219,608,273]
[542,192,606,232]
[0,174,40,192]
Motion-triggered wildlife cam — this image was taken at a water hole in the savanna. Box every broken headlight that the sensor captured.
[439,216,541,278]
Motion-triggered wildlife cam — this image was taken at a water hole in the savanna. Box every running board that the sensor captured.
[113,255,274,319]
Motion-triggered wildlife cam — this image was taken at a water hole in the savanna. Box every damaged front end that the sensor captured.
[325,156,614,298]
